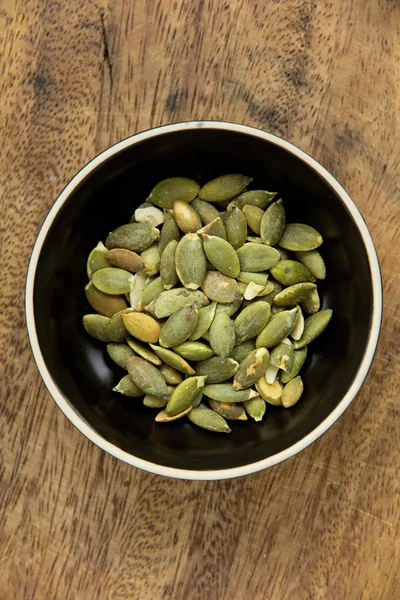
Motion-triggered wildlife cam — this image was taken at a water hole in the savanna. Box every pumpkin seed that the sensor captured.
[201,271,242,303]
[140,244,160,276]
[134,205,164,227]
[137,276,164,311]
[237,243,280,272]
[271,305,285,315]
[234,301,271,344]
[269,339,294,373]
[199,174,252,202]
[291,308,305,340]
[256,307,298,348]
[260,199,286,246]
[188,407,231,433]
[146,288,209,318]
[106,223,160,253]
[147,177,200,208]
[158,212,180,255]
[156,406,192,422]
[92,267,135,295]
[295,250,326,280]
[261,279,283,304]
[223,206,247,249]
[191,197,220,224]
[265,363,279,384]
[215,297,243,317]
[159,304,198,348]
[270,260,313,286]
[160,239,179,290]
[128,271,148,310]
[233,347,269,390]
[282,376,304,407]
[159,363,183,385]
[301,288,321,315]
[255,377,283,405]
[113,374,143,397]
[278,248,291,260]
[172,341,214,361]
[209,400,247,420]
[209,312,236,361]
[233,189,277,210]
[175,233,207,290]
[273,282,317,306]
[230,339,256,362]
[195,356,239,383]
[149,344,195,375]
[242,281,267,300]
[202,235,240,278]
[189,302,217,340]
[121,312,161,343]
[280,347,307,383]
[243,397,266,421]
[107,343,136,369]
[82,314,111,342]
[173,200,202,233]
[105,308,134,342]
[127,356,169,398]
[105,248,149,273]
[126,338,162,365]
[143,394,169,408]
[85,282,128,317]
[242,205,264,234]
[246,236,263,243]
[238,272,269,286]
[197,216,227,240]
[87,241,110,278]
[166,376,207,416]
[279,223,323,251]
[204,383,259,403]
[292,309,332,349]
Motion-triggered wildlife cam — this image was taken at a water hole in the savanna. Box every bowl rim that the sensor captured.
[25,120,383,480]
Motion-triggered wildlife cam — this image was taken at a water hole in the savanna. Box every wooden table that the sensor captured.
[1,1,399,598]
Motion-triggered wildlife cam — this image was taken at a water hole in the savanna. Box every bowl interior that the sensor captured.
[32,126,374,471]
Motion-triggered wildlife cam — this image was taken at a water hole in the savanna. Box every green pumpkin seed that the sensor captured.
[140,243,160,276]
[105,248,149,273]
[273,282,317,306]
[260,199,286,246]
[87,241,110,278]
[175,233,207,290]
[134,205,164,227]
[237,243,280,272]
[159,363,183,385]
[121,312,161,343]
[291,308,305,340]
[156,406,192,422]
[238,272,269,286]
[143,394,169,408]
[234,301,271,344]
[128,271,148,310]
[159,304,198,348]
[278,248,291,261]
[149,345,195,375]
[92,267,135,295]
[126,356,169,398]
[160,240,179,290]
[158,212,180,255]
[197,216,227,240]
[202,235,240,278]
[189,302,217,340]
[246,236,263,243]
[188,407,231,433]
[242,282,267,300]
[199,174,252,202]
[172,341,214,361]
[295,250,326,280]
[201,271,242,303]
[292,309,332,349]
[271,305,285,315]
[113,374,143,397]
[208,400,247,421]
[209,312,236,361]
[195,356,239,383]
[105,308,134,342]
[255,377,283,405]
[204,384,259,403]
[107,343,136,369]
[301,288,321,315]
[270,260,313,286]
[85,281,127,320]
[261,279,283,304]
[106,223,160,253]
[191,198,220,225]
[280,347,307,384]
[282,376,304,408]
[242,205,264,234]
[166,376,207,416]
[138,276,164,311]
[256,307,298,348]
[147,177,200,208]
[146,288,209,318]
[269,340,294,373]
[173,200,202,233]
[233,347,269,390]
[230,339,256,362]
[243,397,266,421]
[126,338,162,365]
[223,206,247,249]
[215,297,243,317]
[233,189,277,210]
[82,314,111,342]
[279,223,323,251]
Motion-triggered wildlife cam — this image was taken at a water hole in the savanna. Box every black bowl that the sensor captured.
[26,122,382,480]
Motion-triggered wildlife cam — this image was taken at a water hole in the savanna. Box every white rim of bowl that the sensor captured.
[25,121,382,481]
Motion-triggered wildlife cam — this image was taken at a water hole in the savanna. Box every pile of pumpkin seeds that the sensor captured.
[83,174,332,434]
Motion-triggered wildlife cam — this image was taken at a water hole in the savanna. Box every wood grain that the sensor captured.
[1,0,399,598]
